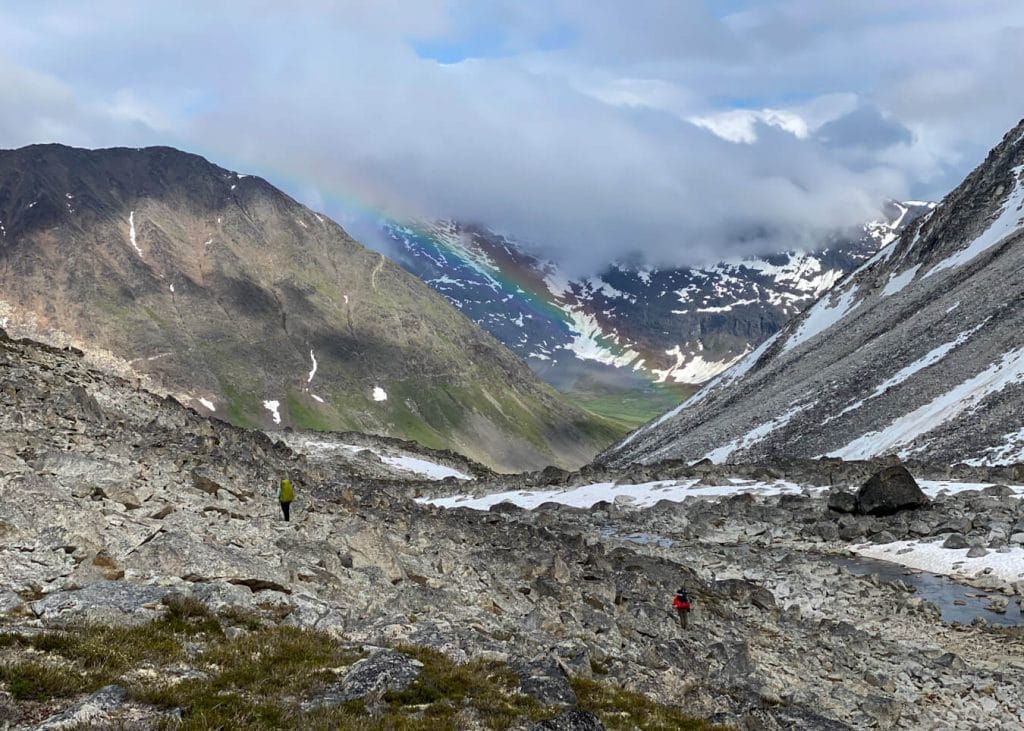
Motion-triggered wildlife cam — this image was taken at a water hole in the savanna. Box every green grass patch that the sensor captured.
[285,392,336,431]
[572,677,720,731]
[0,660,96,701]
[564,383,696,432]
[1,612,721,731]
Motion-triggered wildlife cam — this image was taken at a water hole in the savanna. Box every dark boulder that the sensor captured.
[855,466,928,516]
[513,656,577,707]
[827,490,858,514]
[942,533,970,549]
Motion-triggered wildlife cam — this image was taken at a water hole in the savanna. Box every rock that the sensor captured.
[827,490,858,514]
[303,649,423,709]
[30,581,173,626]
[513,656,577,707]
[942,533,970,549]
[1009,532,1024,545]
[967,546,989,558]
[531,710,605,730]
[856,465,929,515]
[36,684,127,730]
[0,588,27,616]
[986,596,1009,613]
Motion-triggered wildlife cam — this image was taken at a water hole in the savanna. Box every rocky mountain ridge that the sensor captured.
[0,143,616,472]
[601,119,1024,468]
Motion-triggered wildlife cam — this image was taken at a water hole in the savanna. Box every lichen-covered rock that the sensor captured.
[303,649,423,709]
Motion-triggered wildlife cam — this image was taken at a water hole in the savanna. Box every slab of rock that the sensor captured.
[513,656,577,707]
[303,649,423,709]
[856,466,928,516]
[531,710,605,730]
[36,684,127,730]
[30,580,172,626]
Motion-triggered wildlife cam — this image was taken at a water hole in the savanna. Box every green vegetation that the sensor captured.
[285,392,337,431]
[0,603,718,730]
[572,677,721,731]
[564,382,696,432]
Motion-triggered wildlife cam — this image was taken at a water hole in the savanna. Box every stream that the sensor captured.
[833,555,1024,627]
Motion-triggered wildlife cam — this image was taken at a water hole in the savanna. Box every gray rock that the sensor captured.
[531,710,606,730]
[30,581,172,626]
[827,490,858,514]
[0,588,27,616]
[513,656,577,707]
[967,546,989,558]
[942,533,970,549]
[36,684,127,730]
[856,466,929,516]
[303,649,423,709]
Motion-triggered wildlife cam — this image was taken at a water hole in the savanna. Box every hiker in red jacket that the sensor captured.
[673,587,692,629]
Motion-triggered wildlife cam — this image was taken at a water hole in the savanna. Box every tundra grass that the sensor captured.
[1,604,719,731]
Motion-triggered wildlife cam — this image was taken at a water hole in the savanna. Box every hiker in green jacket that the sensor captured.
[278,476,295,521]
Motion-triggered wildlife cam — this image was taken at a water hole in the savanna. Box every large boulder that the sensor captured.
[855,466,929,516]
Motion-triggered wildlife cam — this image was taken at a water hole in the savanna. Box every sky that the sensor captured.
[2,1,1023,273]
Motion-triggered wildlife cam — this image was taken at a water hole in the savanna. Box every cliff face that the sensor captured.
[601,120,1024,468]
[0,144,616,471]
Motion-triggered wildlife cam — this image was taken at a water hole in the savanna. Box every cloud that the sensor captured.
[816,106,914,151]
[0,1,1021,273]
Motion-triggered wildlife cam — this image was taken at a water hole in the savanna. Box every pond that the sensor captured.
[834,556,1024,627]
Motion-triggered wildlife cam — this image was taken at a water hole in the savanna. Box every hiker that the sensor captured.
[673,587,692,629]
[278,476,295,521]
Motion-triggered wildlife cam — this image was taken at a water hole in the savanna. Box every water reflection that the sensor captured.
[834,556,1024,627]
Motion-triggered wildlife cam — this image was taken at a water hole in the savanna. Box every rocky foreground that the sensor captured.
[3,328,1024,729]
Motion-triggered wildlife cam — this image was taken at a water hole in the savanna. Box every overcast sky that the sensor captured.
[2,1,1022,272]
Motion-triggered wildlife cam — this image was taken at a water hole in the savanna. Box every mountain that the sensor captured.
[599,119,1024,468]
[380,202,929,427]
[0,143,616,472]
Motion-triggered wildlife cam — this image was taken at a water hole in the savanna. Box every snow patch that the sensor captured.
[651,345,745,385]
[128,211,144,258]
[703,405,808,463]
[963,427,1024,466]
[372,386,388,402]
[311,394,325,403]
[784,287,860,353]
[853,540,1024,585]
[307,350,318,383]
[198,398,215,411]
[881,264,921,298]
[421,477,810,511]
[263,400,281,425]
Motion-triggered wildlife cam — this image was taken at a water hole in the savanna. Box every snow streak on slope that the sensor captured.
[829,347,1024,460]
[783,286,860,353]
[702,405,809,463]
[926,165,1024,278]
